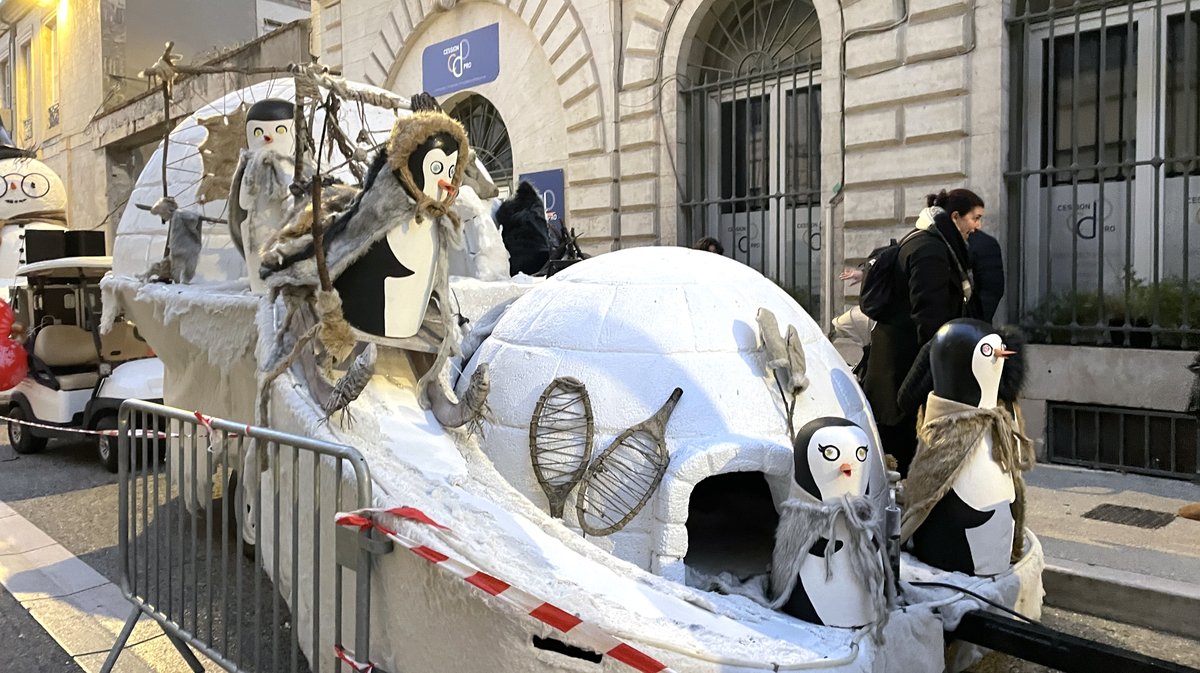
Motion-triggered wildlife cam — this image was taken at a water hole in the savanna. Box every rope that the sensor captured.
[3,415,169,438]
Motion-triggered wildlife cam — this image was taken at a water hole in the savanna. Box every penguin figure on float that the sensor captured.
[773,417,893,630]
[898,318,1035,576]
[0,119,71,294]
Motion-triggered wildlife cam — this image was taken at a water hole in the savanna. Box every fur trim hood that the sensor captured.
[386,111,470,231]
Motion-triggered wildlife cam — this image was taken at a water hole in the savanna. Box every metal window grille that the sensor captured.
[680,0,824,315]
[47,102,58,128]
[1008,0,1200,349]
[1046,401,1200,479]
[448,94,513,196]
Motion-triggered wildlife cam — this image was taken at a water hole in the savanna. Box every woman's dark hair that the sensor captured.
[926,188,985,218]
[693,236,724,255]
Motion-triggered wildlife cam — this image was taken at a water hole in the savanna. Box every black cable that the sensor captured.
[907,580,1040,626]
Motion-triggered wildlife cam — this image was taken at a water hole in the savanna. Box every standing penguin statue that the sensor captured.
[259,108,471,410]
[898,319,1034,576]
[330,116,464,339]
[766,417,893,630]
[228,98,308,292]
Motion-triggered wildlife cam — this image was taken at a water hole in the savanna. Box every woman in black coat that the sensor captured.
[862,188,984,475]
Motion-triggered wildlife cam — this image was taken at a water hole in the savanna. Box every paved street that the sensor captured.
[2,436,1199,673]
[0,436,304,673]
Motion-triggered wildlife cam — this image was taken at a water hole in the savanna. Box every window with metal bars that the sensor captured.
[447,94,513,196]
[681,0,824,311]
[1047,401,1199,479]
[1010,0,1200,348]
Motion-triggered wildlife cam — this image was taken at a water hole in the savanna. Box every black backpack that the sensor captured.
[858,230,921,321]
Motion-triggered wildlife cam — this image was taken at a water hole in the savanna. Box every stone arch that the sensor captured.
[617,0,843,249]
[359,0,608,161]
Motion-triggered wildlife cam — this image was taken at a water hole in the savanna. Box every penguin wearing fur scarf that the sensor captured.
[898,319,1034,576]
[228,98,310,293]
[769,417,890,629]
[260,110,470,341]
[332,115,467,339]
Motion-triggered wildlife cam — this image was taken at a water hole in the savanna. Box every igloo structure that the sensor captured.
[462,246,886,582]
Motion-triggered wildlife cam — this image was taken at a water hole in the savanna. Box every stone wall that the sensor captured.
[838,0,1007,316]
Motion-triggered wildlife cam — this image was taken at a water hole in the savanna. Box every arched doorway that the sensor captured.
[680,0,823,313]
[448,94,515,197]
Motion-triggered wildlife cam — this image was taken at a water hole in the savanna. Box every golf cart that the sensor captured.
[3,256,163,471]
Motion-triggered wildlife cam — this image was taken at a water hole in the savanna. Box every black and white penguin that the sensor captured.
[908,319,1021,576]
[244,98,296,157]
[332,115,464,339]
[780,417,875,627]
[229,98,301,292]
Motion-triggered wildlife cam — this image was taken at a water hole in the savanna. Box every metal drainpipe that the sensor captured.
[609,0,623,251]
[1,17,15,121]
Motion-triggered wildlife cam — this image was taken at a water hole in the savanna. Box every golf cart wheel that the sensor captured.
[8,406,47,455]
[227,470,257,560]
[95,415,121,473]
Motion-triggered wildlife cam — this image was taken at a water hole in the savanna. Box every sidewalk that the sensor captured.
[1024,463,1200,639]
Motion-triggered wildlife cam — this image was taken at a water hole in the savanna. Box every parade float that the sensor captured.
[99,63,1045,673]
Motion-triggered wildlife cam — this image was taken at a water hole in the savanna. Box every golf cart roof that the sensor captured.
[16,256,113,279]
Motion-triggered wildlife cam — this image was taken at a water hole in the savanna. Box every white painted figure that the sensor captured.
[0,131,69,292]
[231,98,299,292]
[0,156,67,221]
[783,418,877,627]
[908,320,1020,576]
[382,137,457,337]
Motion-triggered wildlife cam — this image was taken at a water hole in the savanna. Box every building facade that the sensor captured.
[317,0,1200,478]
[0,0,310,238]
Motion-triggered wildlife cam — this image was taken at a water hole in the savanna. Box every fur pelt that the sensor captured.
[768,497,893,637]
[258,182,360,271]
[901,393,1034,562]
[167,209,203,283]
[496,181,551,276]
[386,111,470,235]
[228,149,299,260]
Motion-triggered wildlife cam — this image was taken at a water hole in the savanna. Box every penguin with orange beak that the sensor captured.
[899,319,1034,576]
[774,417,881,628]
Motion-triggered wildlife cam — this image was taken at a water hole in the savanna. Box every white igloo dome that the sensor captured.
[461,246,885,583]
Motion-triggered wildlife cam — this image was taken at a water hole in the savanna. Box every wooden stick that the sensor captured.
[133,203,227,224]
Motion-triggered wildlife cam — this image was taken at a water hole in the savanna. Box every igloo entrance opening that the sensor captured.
[683,471,779,587]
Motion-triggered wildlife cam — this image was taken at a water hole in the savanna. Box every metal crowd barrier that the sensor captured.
[102,399,390,673]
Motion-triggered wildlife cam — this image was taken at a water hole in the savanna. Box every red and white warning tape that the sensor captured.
[333,644,375,672]
[335,507,675,673]
[2,415,167,438]
[2,410,248,440]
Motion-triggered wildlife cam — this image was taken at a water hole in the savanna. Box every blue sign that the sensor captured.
[422,24,501,97]
[519,169,566,225]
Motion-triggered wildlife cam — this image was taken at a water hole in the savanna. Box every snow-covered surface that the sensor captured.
[460,247,887,574]
[104,247,1043,673]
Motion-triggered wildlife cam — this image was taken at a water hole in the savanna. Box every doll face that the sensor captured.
[0,157,66,219]
[416,147,458,201]
[246,118,295,158]
[801,424,870,502]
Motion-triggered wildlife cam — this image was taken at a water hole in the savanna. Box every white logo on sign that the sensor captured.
[445,39,472,79]
[542,189,558,221]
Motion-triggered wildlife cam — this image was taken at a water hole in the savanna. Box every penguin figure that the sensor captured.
[907,319,1022,576]
[333,127,460,339]
[229,98,302,292]
[779,417,876,628]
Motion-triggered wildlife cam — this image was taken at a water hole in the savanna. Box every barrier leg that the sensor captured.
[99,606,141,673]
[164,628,206,672]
